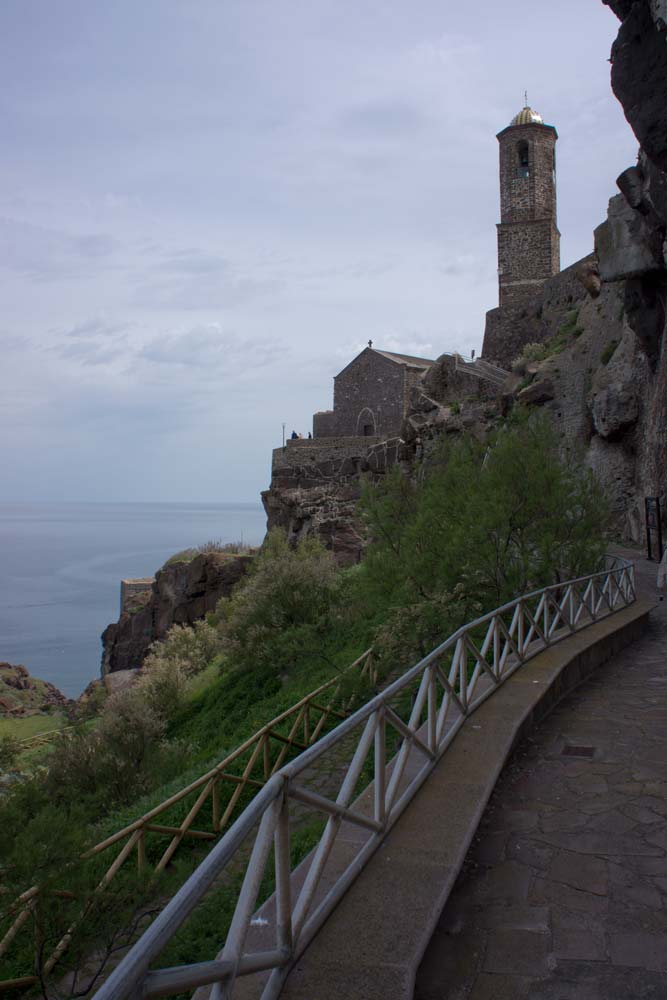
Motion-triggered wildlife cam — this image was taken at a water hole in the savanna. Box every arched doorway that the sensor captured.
[356,407,377,437]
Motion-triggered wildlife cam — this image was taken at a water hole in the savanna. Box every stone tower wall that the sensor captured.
[483,117,561,366]
[497,123,560,313]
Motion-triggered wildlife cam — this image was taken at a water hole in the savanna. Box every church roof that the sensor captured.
[510,105,544,126]
[372,349,434,368]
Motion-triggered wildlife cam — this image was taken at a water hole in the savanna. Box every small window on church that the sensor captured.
[517,141,529,179]
[363,424,374,437]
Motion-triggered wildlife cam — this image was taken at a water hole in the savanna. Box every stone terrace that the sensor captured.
[415,549,667,1000]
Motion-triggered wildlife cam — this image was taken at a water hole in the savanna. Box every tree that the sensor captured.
[359,411,610,658]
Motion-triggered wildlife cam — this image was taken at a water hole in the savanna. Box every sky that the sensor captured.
[0,1,638,503]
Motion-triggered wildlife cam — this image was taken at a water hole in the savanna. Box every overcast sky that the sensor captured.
[1,1,637,503]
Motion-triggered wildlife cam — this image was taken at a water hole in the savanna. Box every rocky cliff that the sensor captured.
[101,552,252,675]
[261,437,406,565]
[0,662,69,715]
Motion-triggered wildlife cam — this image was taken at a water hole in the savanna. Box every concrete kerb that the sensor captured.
[277,597,654,1000]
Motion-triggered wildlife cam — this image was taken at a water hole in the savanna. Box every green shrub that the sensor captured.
[0,733,20,773]
[212,529,340,677]
[359,410,609,619]
[143,620,222,678]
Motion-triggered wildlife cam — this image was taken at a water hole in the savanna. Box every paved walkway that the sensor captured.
[415,550,667,1000]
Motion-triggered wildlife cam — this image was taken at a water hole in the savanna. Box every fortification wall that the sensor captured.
[272,437,380,473]
[120,578,154,615]
[483,255,592,368]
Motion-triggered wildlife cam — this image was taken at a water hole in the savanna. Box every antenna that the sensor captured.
[524,89,528,107]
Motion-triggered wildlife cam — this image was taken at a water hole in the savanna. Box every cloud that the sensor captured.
[139,324,285,374]
[130,247,283,310]
[0,217,119,282]
[338,100,427,139]
[62,317,131,339]
[52,337,129,366]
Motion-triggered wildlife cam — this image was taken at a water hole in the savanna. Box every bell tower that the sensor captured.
[482,103,560,365]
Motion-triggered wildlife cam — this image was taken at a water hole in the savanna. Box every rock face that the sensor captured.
[261,437,404,565]
[101,552,252,675]
[0,662,69,715]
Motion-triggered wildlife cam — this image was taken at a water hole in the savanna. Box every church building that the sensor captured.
[482,103,560,367]
[312,345,434,439]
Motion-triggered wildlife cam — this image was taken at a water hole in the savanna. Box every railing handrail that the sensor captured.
[94,555,636,1000]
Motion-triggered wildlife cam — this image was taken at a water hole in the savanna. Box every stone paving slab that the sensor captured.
[415,551,667,999]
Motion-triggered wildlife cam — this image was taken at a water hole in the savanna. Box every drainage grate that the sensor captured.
[561,745,595,758]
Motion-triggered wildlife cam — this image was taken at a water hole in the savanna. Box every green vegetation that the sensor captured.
[514,310,585,373]
[0,712,66,741]
[450,401,461,415]
[0,411,611,995]
[163,540,255,568]
[517,372,536,392]
[601,339,620,365]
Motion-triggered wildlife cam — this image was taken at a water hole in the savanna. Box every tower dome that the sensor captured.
[510,105,544,126]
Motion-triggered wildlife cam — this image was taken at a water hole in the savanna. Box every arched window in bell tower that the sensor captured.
[517,140,529,178]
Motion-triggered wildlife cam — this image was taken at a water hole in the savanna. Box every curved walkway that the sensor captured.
[415,550,667,1000]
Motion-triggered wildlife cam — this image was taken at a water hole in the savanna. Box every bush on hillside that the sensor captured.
[143,619,222,678]
[359,411,609,666]
[212,529,340,676]
[44,689,171,812]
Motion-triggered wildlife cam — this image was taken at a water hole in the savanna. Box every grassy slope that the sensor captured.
[0,712,66,740]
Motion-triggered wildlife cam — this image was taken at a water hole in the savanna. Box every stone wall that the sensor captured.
[120,578,154,615]
[483,255,592,368]
[498,222,561,307]
[332,352,406,438]
[262,434,407,565]
[312,410,336,437]
[272,437,380,474]
[312,349,433,440]
[497,122,560,315]
[498,123,558,224]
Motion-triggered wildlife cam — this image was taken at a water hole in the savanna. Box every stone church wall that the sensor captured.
[333,352,405,437]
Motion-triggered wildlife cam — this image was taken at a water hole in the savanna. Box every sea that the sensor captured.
[0,502,267,698]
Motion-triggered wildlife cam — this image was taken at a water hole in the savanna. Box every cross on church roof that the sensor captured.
[368,339,373,348]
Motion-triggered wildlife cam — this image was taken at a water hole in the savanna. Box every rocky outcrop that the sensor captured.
[608,0,667,173]
[101,552,252,675]
[261,438,399,565]
[0,662,69,715]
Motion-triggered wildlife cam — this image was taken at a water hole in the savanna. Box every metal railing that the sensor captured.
[454,353,509,386]
[95,556,636,1000]
[0,651,377,993]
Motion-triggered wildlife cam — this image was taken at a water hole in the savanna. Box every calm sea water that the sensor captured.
[0,502,266,698]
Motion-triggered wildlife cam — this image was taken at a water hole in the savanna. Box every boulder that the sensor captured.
[594,194,661,281]
[589,384,639,438]
[516,378,555,406]
[575,257,602,298]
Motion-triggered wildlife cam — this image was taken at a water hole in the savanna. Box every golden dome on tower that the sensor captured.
[510,105,544,126]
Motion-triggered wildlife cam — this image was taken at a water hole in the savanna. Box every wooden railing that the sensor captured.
[18,725,74,751]
[0,649,376,993]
